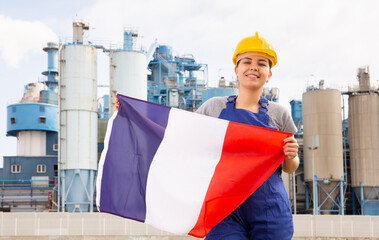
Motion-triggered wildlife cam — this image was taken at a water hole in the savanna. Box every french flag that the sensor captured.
[96,93,291,238]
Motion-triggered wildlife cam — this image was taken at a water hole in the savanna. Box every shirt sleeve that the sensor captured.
[281,108,297,135]
[267,102,297,134]
[196,97,227,118]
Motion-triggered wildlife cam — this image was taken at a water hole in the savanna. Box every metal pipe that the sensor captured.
[57,43,64,212]
[61,170,65,212]
[312,149,315,215]
[342,95,348,180]
[314,175,318,215]
[305,182,310,211]
[360,182,364,214]
[340,176,344,215]
[293,172,297,214]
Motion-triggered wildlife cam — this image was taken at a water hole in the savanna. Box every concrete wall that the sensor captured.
[293,215,379,239]
[0,213,378,239]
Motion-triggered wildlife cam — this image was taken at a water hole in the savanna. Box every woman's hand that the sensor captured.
[115,97,120,111]
[282,136,299,174]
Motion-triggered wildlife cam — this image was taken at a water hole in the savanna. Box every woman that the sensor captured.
[196,32,299,240]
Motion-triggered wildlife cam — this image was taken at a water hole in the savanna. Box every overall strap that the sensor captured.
[227,95,270,112]
[227,95,237,103]
[258,96,269,113]
[226,95,237,109]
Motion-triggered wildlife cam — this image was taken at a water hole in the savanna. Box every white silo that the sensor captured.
[303,85,344,214]
[109,28,147,115]
[59,20,97,212]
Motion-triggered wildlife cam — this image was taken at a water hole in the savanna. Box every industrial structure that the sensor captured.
[109,28,147,115]
[59,20,98,212]
[288,69,379,216]
[201,77,237,103]
[345,66,379,215]
[289,81,347,215]
[1,42,59,211]
[302,83,345,215]
[147,45,208,111]
[2,19,379,220]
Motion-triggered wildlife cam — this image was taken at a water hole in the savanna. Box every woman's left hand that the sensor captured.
[283,136,299,161]
[114,97,120,111]
[282,136,299,174]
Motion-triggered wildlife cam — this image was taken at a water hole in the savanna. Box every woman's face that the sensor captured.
[234,52,272,91]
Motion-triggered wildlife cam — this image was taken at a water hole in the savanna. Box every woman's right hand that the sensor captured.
[114,97,120,111]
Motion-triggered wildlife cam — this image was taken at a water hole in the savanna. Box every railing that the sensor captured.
[59,37,146,52]
[7,97,58,106]
[0,179,58,210]
[0,179,56,190]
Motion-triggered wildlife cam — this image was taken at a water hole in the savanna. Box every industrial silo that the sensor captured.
[348,67,379,215]
[303,83,344,214]
[262,87,279,102]
[59,20,97,212]
[109,28,147,115]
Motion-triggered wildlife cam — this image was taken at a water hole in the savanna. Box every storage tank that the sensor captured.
[262,87,279,102]
[349,93,379,209]
[7,81,58,157]
[23,83,45,102]
[59,43,97,212]
[156,45,173,61]
[109,29,147,115]
[303,88,344,213]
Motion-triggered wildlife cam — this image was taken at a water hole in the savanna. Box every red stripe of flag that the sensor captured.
[189,121,292,237]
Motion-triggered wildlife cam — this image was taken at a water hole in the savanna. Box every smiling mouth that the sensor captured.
[246,74,259,78]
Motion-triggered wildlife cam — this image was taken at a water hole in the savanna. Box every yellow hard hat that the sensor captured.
[232,32,277,67]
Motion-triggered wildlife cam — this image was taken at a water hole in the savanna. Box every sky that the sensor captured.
[1,0,379,164]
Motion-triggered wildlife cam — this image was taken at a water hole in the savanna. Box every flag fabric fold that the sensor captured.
[96,93,292,238]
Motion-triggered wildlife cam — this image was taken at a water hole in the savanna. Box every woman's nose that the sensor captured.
[250,64,258,71]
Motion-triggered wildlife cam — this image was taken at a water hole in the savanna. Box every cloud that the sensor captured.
[76,0,379,95]
[0,15,58,68]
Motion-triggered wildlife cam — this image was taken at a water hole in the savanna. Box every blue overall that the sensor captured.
[205,95,293,240]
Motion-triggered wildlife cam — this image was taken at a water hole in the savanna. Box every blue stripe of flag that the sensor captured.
[100,94,171,221]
